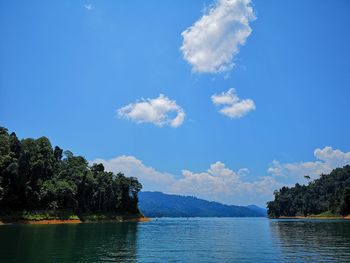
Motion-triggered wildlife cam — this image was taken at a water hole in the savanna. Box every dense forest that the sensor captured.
[0,127,142,216]
[139,191,266,217]
[267,165,350,218]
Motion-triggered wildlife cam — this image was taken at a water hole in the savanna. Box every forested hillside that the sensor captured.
[267,166,350,218]
[0,127,142,216]
[139,191,266,217]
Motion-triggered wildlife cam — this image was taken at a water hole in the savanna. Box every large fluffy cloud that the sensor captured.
[211,88,255,118]
[117,94,185,128]
[91,156,176,191]
[172,162,281,206]
[90,157,281,206]
[268,146,350,183]
[181,0,255,73]
[91,147,350,206]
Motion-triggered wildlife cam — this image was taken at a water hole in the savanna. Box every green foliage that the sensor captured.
[309,211,338,217]
[341,187,350,215]
[21,211,55,221]
[267,166,350,217]
[0,126,142,215]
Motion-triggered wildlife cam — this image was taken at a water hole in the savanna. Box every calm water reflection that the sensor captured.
[0,223,138,262]
[269,219,350,262]
[0,218,349,262]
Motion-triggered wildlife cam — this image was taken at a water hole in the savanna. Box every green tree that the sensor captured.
[267,166,350,217]
[0,126,143,216]
[341,188,350,215]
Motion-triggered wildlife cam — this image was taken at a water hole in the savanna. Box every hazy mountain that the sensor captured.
[247,205,267,216]
[139,191,267,217]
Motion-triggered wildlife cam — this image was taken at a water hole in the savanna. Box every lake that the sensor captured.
[0,218,350,262]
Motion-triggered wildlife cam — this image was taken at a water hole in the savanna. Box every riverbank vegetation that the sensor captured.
[0,127,143,222]
[267,165,350,218]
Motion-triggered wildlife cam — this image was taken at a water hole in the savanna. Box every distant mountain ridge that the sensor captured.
[247,205,268,216]
[139,191,267,217]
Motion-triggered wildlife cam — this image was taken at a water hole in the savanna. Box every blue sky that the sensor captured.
[1,0,350,206]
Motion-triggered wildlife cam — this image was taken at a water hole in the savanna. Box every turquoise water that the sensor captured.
[0,218,350,262]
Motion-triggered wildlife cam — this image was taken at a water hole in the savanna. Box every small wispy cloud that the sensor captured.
[84,4,93,11]
[211,88,255,118]
[181,0,255,74]
[117,94,185,128]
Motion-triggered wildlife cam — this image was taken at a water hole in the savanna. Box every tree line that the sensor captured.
[0,127,142,214]
[267,165,350,217]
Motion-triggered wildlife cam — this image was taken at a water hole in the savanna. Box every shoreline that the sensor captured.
[0,214,151,225]
[275,215,350,220]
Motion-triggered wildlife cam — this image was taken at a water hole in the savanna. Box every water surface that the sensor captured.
[0,218,350,262]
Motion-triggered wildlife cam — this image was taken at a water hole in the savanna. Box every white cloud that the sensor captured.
[268,146,350,183]
[238,168,250,176]
[181,0,255,73]
[91,156,176,192]
[84,4,93,10]
[172,162,281,206]
[91,147,350,207]
[211,88,255,118]
[91,156,281,206]
[117,94,185,128]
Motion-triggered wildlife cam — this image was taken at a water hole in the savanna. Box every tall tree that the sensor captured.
[0,126,143,215]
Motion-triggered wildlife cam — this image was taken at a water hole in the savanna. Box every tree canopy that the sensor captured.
[0,127,142,215]
[267,165,350,217]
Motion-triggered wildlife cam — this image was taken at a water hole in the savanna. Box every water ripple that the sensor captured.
[0,218,350,262]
